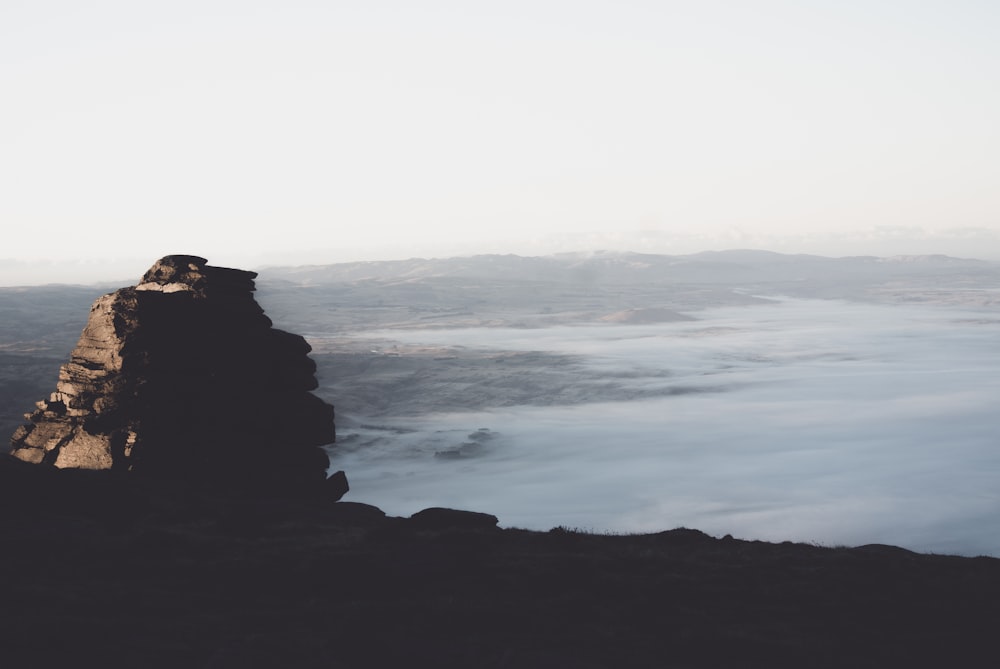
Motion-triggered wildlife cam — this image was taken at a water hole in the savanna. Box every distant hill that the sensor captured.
[259,249,998,287]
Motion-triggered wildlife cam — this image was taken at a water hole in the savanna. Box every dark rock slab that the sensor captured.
[409,506,500,530]
[325,469,350,501]
[324,501,388,525]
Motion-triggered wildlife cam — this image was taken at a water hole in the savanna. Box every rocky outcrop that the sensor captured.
[9,255,337,491]
[409,507,500,530]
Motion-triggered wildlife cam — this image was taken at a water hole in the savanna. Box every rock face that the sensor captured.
[9,255,336,490]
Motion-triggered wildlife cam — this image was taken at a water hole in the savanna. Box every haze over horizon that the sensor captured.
[3,1,999,285]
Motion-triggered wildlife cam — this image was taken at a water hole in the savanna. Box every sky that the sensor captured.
[3,0,1000,284]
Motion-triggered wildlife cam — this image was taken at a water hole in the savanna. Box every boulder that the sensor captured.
[9,255,338,492]
[325,469,350,501]
[408,507,500,530]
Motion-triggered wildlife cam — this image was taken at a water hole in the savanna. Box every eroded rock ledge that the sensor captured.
[10,255,337,491]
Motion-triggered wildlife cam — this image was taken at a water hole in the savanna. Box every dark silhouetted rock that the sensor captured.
[409,507,500,530]
[325,469,350,501]
[325,501,388,525]
[9,255,337,492]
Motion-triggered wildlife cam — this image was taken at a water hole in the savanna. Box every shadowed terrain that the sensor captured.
[1,460,998,669]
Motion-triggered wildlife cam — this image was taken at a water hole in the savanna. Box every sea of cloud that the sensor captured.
[328,298,1000,556]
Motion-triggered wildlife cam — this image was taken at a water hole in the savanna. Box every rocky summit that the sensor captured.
[9,255,337,491]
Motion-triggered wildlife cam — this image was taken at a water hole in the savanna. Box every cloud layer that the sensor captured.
[329,299,1000,556]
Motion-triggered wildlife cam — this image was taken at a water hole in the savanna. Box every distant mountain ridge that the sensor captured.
[259,249,996,286]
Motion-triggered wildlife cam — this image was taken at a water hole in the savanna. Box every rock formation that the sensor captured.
[9,255,337,491]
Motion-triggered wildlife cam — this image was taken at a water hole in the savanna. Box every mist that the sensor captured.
[326,298,1000,557]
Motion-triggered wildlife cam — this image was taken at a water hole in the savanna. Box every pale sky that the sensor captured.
[2,1,999,284]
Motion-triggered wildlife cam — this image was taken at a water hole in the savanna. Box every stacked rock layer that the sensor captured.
[10,255,335,488]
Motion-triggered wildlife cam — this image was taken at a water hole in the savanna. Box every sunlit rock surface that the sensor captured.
[10,255,336,489]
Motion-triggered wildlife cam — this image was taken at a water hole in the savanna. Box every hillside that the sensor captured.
[1,461,998,668]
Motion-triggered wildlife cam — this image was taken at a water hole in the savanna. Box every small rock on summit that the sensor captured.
[9,255,337,491]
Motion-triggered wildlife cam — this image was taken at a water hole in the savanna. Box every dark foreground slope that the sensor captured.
[2,457,997,669]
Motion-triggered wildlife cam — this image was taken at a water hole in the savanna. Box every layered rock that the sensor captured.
[9,255,336,490]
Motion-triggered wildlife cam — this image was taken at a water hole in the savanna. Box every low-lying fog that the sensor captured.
[326,298,1000,556]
